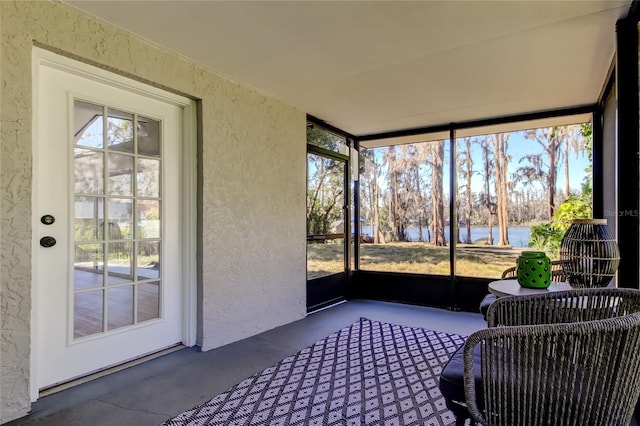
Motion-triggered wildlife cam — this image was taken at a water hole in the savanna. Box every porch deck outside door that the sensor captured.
[33,50,192,393]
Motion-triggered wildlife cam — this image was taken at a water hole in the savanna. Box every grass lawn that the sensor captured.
[307,241,522,279]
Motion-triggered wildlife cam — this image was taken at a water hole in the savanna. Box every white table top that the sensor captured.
[488,279,574,297]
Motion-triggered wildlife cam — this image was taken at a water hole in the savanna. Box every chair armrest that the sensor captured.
[501,266,516,279]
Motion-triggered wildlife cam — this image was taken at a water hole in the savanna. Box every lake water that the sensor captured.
[361,225,531,248]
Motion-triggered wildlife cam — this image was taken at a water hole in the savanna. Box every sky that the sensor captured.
[459,131,590,195]
[364,128,591,198]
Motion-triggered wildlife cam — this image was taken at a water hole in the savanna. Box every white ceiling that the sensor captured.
[65,0,630,138]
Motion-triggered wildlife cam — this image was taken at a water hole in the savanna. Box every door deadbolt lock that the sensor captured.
[40,236,57,248]
[41,214,55,225]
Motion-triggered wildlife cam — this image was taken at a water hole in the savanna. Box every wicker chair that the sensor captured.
[479,260,566,319]
[464,312,640,425]
[441,288,640,426]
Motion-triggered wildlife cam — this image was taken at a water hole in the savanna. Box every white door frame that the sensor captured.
[30,47,197,402]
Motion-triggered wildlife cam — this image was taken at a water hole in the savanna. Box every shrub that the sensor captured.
[528,194,592,258]
[529,223,563,257]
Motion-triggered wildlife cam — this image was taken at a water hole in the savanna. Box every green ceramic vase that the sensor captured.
[516,251,551,288]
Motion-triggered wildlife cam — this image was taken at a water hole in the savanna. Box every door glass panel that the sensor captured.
[73,99,163,337]
[307,153,345,279]
[137,158,160,197]
[138,116,160,156]
[107,286,134,329]
[74,290,104,338]
[108,153,134,196]
[107,241,133,285]
[107,108,134,152]
[107,199,133,240]
[74,101,104,148]
[74,149,104,194]
[137,241,160,280]
[137,200,160,239]
[74,243,104,290]
[138,281,160,322]
[74,196,104,242]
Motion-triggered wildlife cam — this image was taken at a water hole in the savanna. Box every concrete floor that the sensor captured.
[8,300,485,426]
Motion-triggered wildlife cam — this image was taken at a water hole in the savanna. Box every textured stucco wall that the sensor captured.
[1,1,306,422]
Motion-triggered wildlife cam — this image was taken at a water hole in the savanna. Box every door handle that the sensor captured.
[40,236,57,248]
[41,214,55,225]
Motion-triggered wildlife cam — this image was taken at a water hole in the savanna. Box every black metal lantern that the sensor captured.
[560,219,620,288]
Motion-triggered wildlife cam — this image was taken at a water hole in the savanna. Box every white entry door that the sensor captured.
[33,50,193,392]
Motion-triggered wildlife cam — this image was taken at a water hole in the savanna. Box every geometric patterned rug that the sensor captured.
[163,318,465,426]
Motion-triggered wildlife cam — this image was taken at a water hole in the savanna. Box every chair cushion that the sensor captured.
[439,343,482,404]
[479,293,496,320]
[630,397,640,426]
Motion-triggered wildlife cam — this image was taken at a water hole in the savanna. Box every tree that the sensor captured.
[492,133,511,245]
[307,125,341,151]
[425,141,446,246]
[521,127,563,219]
[413,161,426,242]
[580,122,593,195]
[559,124,585,198]
[381,144,431,242]
[360,148,385,243]
[373,166,383,243]
[107,116,133,147]
[479,137,495,245]
[306,153,343,234]
[457,138,474,244]
[400,144,425,242]
[406,144,428,242]
[306,128,344,235]
[384,146,408,241]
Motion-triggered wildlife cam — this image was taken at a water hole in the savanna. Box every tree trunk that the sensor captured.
[388,146,402,241]
[414,164,424,242]
[431,141,446,246]
[524,127,564,221]
[548,140,557,219]
[493,134,510,246]
[463,138,473,244]
[564,141,570,197]
[455,199,462,244]
[481,138,494,245]
[373,175,381,243]
[487,211,494,245]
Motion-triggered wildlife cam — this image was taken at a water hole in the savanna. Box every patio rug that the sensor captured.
[163,318,465,426]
